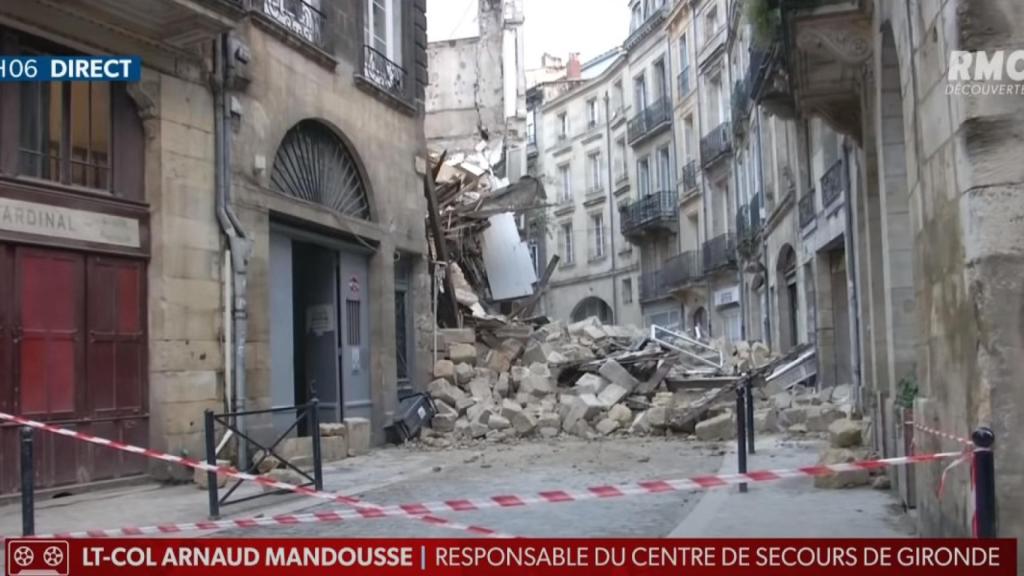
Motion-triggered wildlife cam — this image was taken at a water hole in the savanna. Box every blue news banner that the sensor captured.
[0,56,140,81]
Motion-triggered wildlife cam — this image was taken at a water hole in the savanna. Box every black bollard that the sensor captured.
[20,427,34,536]
[204,409,220,519]
[736,386,747,493]
[310,397,324,491]
[972,427,996,538]
[745,380,756,454]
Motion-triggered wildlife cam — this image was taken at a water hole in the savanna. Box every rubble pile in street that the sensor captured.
[418,315,784,447]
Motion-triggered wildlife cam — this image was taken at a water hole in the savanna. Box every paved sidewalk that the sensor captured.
[669,436,916,537]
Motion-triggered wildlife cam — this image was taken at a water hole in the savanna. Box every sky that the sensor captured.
[427,0,630,69]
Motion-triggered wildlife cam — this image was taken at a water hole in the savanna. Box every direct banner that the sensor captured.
[4,538,1016,576]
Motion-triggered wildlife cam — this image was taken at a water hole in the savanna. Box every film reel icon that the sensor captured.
[43,546,64,567]
[12,546,34,566]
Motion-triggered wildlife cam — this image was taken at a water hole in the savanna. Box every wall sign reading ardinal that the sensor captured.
[0,197,141,248]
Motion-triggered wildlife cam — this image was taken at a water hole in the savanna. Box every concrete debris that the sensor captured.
[814,448,872,489]
[828,419,864,448]
[419,312,797,448]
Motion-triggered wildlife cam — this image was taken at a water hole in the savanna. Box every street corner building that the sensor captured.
[0,0,432,491]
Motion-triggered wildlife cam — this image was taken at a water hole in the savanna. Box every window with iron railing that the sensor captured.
[256,0,327,50]
[821,158,846,208]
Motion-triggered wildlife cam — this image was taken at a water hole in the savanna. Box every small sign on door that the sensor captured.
[306,304,335,336]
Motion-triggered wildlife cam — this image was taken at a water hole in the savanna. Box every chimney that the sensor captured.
[566,52,582,80]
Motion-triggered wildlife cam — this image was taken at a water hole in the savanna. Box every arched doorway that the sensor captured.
[776,244,798,351]
[268,120,375,434]
[571,297,613,324]
[692,306,708,340]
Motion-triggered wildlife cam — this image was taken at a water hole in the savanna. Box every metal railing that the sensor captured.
[677,66,692,97]
[702,232,737,271]
[204,400,323,518]
[639,269,670,301]
[821,158,846,208]
[650,325,723,370]
[700,121,732,166]
[362,45,407,101]
[255,0,328,50]
[620,190,678,236]
[681,159,698,192]
[627,97,672,144]
[799,192,816,228]
[663,249,703,287]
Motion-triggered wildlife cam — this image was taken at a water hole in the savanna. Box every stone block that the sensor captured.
[344,417,371,456]
[574,373,609,395]
[469,421,489,438]
[448,342,477,365]
[322,435,349,462]
[434,400,457,416]
[597,359,639,392]
[433,359,456,383]
[432,413,457,433]
[646,405,668,428]
[510,366,530,384]
[487,415,511,430]
[468,377,494,403]
[567,317,599,337]
[428,378,468,406]
[539,427,560,439]
[454,363,475,386]
[806,404,846,432]
[251,450,281,474]
[597,383,630,408]
[562,402,595,433]
[522,341,550,366]
[280,437,313,461]
[508,410,536,436]
[520,372,555,398]
[828,419,863,448]
[466,403,493,425]
[319,423,347,437]
[260,469,305,492]
[695,412,735,441]
[494,372,510,398]
[814,448,871,489]
[439,328,476,346]
[595,418,620,435]
[608,404,633,426]
[780,406,807,427]
[583,324,607,341]
[193,459,231,489]
[455,396,476,415]
[754,409,778,433]
[577,393,605,417]
[537,412,561,429]
[454,419,472,439]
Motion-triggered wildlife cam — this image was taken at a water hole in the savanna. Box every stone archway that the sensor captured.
[571,297,613,324]
[776,244,798,352]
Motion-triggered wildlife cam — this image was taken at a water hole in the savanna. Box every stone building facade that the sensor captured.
[0,0,431,492]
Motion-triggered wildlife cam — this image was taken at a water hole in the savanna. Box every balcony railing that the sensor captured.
[700,121,732,167]
[255,0,327,50]
[663,250,703,288]
[639,269,671,301]
[361,45,408,101]
[620,190,678,239]
[625,4,669,50]
[737,192,764,242]
[627,97,672,145]
[681,160,698,192]
[702,232,737,271]
[799,192,816,228]
[821,159,846,208]
[677,66,692,98]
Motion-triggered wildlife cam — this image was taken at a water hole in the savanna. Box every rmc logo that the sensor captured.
[947,50,1024,95]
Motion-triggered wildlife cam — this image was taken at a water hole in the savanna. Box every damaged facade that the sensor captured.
[0,0,431,492]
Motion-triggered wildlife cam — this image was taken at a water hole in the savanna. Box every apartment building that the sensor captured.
[537,50,642,326]
[0,0,431,493]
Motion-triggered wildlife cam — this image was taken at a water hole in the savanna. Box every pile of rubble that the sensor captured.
[419,316,779,447]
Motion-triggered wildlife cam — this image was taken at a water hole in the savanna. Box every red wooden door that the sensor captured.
[15,247,86,488]
[0,244,14,493]
[85,256,148,478]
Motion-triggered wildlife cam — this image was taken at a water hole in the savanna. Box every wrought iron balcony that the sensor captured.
[360,45,408,102]
[627,98,672,146]
[737,192,764,242]
[663,250,704,288]
[255,0,328,50]
[700,121,732,167]
[677,66,692,98]
[639,269,671,301]
[681,160,698,193]
[821,159,846,208]
[620,190,678,241]
[625,4,669,51]
[799,192,816,228]
[702,233,737,272]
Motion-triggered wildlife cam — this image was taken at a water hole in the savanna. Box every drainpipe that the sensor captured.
[692,12,712,338]
[725,32,746,342]
[755,106,771,348]
[213,34,253,467]
[843,140,862,411]
[603,91,619,323]
[666,32,683,323]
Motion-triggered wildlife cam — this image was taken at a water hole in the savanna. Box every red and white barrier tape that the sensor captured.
[0,411,508,539]
[906,421,973,446]
[34,451,961,539]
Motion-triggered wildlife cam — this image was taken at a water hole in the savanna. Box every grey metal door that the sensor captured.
[269,232,295,436]
[302,244,341,424]
[338,251,371,422]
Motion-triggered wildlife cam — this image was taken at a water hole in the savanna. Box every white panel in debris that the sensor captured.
[481,212,538,301]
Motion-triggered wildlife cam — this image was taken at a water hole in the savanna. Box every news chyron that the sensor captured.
[0,55,140,82]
